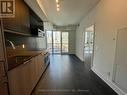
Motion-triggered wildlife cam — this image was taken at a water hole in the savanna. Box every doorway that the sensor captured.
[83,25,95,68]
[46,31,69,54]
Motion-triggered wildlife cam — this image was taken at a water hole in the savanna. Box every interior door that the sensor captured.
[84,25,94,68]
[113,28,127,93]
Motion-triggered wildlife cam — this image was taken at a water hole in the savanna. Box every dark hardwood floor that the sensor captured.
[32,54,118,95]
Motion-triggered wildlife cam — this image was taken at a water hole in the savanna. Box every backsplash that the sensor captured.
[4,32,46,52]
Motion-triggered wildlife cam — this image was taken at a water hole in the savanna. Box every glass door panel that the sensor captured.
[62,32,69,53]
[84,32,94,54]
[46,31,53,53]
[53,31,61,53]
[46,31,69,54]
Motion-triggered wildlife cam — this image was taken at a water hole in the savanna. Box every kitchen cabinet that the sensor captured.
[3,0,30,34]
[0,19,8,95]
[0,21,4,61]
[29,57,38,91]
[0,62,8,95]
[8,53,45,95]
[36,53,44,78]
[18,0,30,34]
[30,53,44,88]
[3,0,21,32]
[0,81,8,95]
[8,59,33,95]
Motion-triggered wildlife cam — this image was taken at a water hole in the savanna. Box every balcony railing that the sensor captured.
[47,43,68,53]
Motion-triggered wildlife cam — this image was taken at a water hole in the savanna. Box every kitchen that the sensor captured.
[1,0,127,95]
[0,0,50,95]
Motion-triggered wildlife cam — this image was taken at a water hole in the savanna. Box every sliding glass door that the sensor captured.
[46,31,53,53]
[62,32,69,53]
[53,31,61,53]
[46,31,69,54]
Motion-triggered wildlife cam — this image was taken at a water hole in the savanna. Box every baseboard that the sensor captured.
[91,67,127,95]
[75,54,84,62]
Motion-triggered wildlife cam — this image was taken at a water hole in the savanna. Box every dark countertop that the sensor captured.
[7,50,46,71]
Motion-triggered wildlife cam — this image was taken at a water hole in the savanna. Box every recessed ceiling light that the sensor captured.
[56,0,59,3]
[57,7,60,11]
[57,4,60,8]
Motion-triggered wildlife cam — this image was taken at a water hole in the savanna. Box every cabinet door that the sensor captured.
[39,53,45,73]
[0,21,4,61]
[114,28,127,93]
[0,81,8,95]
[0,62,8,95]
[3,0,21,32]
[34,54,44,84]
[7,55,45,95]
[37,54,44,77]
[36,55,41,77]
[3,0,30,34]
[28,58,37,90]
[34,56,40,82]
[8,60,32,95]
[19,0,30,34]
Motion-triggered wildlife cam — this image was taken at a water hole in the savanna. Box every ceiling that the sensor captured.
[26,0,100,26]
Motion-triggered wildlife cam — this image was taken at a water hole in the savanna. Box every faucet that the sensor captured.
[6,40,16,50]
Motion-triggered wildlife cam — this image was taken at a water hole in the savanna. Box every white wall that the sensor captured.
[68,30,76,54]
[76,0,127,95]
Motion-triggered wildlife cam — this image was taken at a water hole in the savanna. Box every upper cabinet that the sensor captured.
[29,9,44,37]
[19,0,30,34]
[3,0,30,35]
[3,0,44,36]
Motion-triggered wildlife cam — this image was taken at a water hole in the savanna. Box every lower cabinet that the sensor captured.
[0,62,8,95]
[0,81,8,95]
[35,53,45,78]
[8,59,33,95]
[8,53,45,95]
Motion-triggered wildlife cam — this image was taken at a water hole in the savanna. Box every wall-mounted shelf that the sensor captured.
[4,29,32,36]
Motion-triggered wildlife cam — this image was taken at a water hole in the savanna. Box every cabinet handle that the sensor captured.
[2,78,8,85]
[23,59,32,65]
[0,60,4,62]
[3,82,8,86]
[2,74,6,77]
